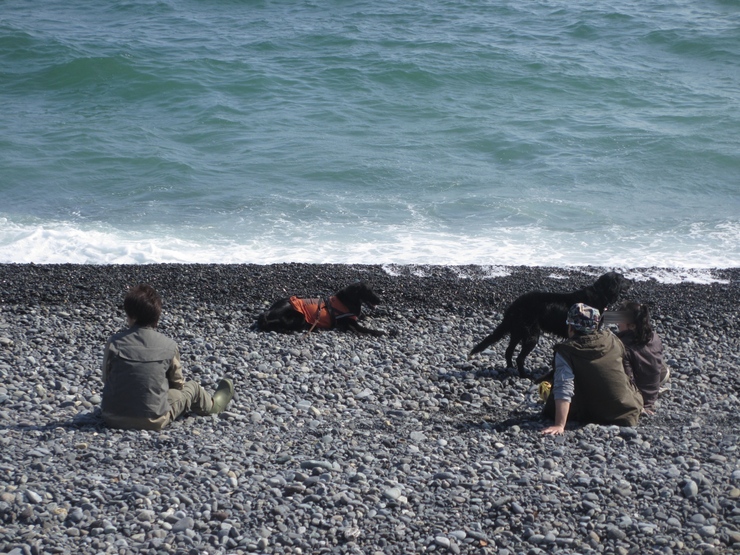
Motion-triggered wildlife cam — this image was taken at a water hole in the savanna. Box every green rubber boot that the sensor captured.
[210,378,234,414]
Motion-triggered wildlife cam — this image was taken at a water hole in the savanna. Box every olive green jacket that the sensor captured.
[554,330,643,427]
[101,325,184,430]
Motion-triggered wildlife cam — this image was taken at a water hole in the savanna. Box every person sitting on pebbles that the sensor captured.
[101,283,234,431]
[541,303,643,435]
[613,301,670,415]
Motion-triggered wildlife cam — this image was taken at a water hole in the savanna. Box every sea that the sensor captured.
[1,0,739,283]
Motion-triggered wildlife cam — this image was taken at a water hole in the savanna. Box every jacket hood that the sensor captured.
[556,330,619,361]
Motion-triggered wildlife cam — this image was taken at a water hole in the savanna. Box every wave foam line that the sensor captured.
[0,218,737,284]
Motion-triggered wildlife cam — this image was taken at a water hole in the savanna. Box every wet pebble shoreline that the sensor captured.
[0,263,739,555]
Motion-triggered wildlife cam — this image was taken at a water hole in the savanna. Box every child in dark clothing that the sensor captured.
[614,302,669,414]
[101,284,233,430]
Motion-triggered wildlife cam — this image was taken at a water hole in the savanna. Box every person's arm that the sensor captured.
[101,342,112,384]
[643,334,667,411]
[542,353,574,435]
[543,400,571,435]
[621,349,636,385]
[641,355,661,414]
[167,349,185,390]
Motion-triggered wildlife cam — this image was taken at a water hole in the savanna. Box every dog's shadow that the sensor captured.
[439,366,550,383]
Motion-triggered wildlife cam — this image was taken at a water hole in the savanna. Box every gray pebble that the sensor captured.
[172,516,195,532]
[24,490,42,504]
[383,487,403,500]
[683,480,699,498]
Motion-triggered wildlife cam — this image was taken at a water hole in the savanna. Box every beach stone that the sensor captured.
[699,525,716,537]
[528,534,545,544]
[67,507,84,523]
[103,521,116,534]
[683,480,699,498]
[25,491,42,504]
[172,516,195,532]
[136,509,155,522]
[383,487,402,500]
[299,459,332,471]
[410,431,426,442]
[667,517,682,528]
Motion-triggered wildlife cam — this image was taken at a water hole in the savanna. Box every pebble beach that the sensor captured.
[1,263,739,555]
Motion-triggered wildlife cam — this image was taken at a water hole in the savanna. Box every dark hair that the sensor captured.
[618,301,653,345]
[124,284,162,327]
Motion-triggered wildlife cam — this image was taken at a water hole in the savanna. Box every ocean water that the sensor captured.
[1,0,739,280]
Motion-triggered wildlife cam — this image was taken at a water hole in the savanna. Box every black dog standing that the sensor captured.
[254,282,385,337]
[469,272,632,377]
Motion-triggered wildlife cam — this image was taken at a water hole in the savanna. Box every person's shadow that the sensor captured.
[2,407,105,432]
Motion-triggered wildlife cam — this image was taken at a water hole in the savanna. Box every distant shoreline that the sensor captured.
[1,263,737,320]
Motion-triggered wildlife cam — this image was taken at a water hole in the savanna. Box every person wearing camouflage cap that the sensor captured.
[541,303,643,435]
[565,302,601,333]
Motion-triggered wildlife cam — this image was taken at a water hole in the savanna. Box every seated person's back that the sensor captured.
[101,283,234,431]
[614,301,668,412]
[542,303,643,435]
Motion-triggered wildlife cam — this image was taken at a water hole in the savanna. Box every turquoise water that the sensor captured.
[1,0,739,270]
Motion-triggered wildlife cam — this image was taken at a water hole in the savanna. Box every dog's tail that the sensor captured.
[469,322,508,357]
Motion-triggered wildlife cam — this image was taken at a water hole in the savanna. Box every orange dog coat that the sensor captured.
[288,296,357,329]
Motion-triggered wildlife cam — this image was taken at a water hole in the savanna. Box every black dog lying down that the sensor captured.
[254,282,384,336]
[469,271,632,377]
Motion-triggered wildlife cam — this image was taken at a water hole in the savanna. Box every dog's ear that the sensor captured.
[360,282,381,306]
[596,272,630,300]
[611,273,632,294]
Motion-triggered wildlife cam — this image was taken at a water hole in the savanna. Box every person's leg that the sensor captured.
[167,381,214,423]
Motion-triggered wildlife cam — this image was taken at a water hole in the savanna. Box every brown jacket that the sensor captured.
[101,325,184,430]
[618,330,666,410]
[554,330,643,426]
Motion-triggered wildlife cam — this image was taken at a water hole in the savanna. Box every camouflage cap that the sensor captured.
[566,303,600,333]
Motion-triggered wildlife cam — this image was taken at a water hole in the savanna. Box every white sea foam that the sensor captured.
[0,217,737,284]
[620,268,730,285]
